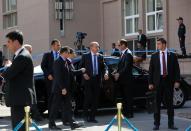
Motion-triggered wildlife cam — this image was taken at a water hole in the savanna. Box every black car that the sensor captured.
[1,56,191,113]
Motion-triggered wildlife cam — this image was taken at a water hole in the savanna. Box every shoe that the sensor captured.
[49,125,61,130]
[153,125,159,130]
[87,119,98,123]
[63,119,75,126]
[71,123,81,130]
[168,125,178,130]
[63,122,70,126]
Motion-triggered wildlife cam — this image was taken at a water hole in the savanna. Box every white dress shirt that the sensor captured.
[159,48,168,75]
[14,47,24,59]
[121,48,132,56]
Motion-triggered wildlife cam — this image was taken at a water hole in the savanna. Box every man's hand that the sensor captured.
[113,73,119,81]
[4,60,12,67]
[104,74,109,80]
[62,88,67,95]
[174,82,180,88]
[149,84,154,90]
[80,68,86,73]
[83,73,90,80]
[48,74,53,81]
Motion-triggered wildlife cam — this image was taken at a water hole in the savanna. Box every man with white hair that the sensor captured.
[23,44,32,54]
[80,42,109,123]
[23,44,43,122]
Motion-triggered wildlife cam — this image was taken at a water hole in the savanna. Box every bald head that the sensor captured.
[89,42,100,54]
[24,44,32,54]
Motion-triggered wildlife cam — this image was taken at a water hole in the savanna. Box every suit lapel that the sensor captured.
[50,51,54,61]
[88,53,93,74]
[167,52,171,73]
[156,52,161,74]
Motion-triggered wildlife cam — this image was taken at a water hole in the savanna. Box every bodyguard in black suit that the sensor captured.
[0,50,3,68]
[62,48,86,125]
[138,29,147,48]
[49,47,82,130]
[113,39,134,118]
[111,43,121,57]
[177,17,187,56]
[41,39,61,111]
[149,38,180,130]
[80,42,109,123]
[1,31,36,131]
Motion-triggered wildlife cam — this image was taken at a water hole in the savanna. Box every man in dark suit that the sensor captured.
[137,29,147,48]
[23,44,43,122]
[177,17,187,57]
[41,39,61,112]
[0,50,3,68]
[111,43,121,57]
[80,42,109,123]
[49,46,83,130]
[149,38,180,130]
[1,30,36,130]
[113,39,134,118]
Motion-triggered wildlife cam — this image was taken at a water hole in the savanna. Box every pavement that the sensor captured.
[1,102,191,131]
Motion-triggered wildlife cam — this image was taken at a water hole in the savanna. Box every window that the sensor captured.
[127,40,138,56]
[147,37,157,55]
[124,0,139,36]
[64,0,74,20]
[3,0,17,29]
[132,68,140,75]
[55,0,74,35]
[146,0,163,33]
[127,38,157,56]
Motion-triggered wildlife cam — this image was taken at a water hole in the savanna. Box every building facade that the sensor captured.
[0,0,191,65]
[100,0,191,56]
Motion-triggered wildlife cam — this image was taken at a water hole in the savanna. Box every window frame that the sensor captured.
[124,0,139,36]
[146,0,163,34]
[2,0,17,29]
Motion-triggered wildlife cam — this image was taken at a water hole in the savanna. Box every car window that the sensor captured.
[132,68,140,75]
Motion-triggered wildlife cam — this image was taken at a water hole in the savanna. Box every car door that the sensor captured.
[132,67,148,99]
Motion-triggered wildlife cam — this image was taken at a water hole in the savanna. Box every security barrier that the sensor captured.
[104,103,138,131]
[13,106,42,131]
[185,125,191,131]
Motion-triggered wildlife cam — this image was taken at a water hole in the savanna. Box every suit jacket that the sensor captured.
[0,51,3,68]
[138,34,147,48]
[148,51,180,87]
[52,56,70,94]
[178,23,186,38]
[80,52,108,81]
[41,51,54,78]
[111,48,121,57]
[2,48,35,106]
[67,59,83,93]
[117,49,133,85]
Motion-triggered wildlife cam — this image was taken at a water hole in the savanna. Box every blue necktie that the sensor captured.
[55,52,58,60]
[93,55,97,76]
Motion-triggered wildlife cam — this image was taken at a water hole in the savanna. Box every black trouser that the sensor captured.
[11,105,25,131]
[45,79,53,114]
[116,82,133,115]
[49,92,73,126]
[154,77,174,126]
[179,36,186,55]
[83,76,100,120]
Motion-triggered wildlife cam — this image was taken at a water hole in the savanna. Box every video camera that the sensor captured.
[76,32,87,40]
